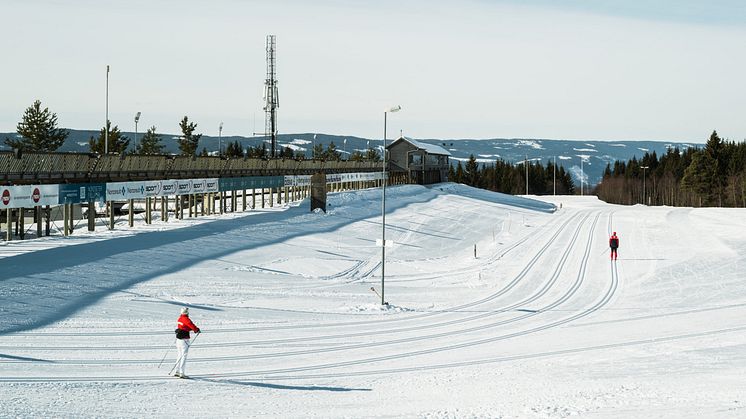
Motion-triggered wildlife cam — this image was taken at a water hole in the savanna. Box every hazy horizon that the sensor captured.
[3,0,745,144]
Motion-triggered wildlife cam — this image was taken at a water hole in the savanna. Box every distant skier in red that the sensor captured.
[174,307,200,378]
[609,232,620,260]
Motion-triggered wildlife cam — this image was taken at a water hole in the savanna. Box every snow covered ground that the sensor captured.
[1,183,745,418]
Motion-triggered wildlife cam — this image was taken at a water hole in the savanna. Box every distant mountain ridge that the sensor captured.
[0,129,695,186]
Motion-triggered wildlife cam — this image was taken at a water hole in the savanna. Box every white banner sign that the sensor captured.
[0,184,60,209]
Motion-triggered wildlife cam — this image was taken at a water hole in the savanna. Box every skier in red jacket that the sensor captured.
[609,232,619,260]
[174,307,200,378]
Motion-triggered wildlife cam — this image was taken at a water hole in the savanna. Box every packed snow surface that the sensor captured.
[1,184,745,418]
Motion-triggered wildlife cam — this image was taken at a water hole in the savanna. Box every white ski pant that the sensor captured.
[175,338,191,375]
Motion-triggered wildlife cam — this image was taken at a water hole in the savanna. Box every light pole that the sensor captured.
[641,165,649,205]
[312,134,317,159]
[381,105,401,305]
[134,112,141,152]
[580,157,584,196]
[343,138,347,160]
[105,65,109,154]
[219,122,223,156]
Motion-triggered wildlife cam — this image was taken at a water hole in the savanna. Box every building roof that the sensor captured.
[388,137,452,156]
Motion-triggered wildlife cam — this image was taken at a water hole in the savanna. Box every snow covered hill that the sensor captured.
[1,184,744,417]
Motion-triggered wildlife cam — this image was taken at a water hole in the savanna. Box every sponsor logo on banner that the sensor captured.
[161,182,177,195]
[80,187,86,200]
[1,189,9,206]
[32,188,41,203]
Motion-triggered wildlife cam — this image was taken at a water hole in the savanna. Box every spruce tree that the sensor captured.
[5,100,69,151]
[177,116,202,156]
[89,120,129,154]
[135,126,164,155]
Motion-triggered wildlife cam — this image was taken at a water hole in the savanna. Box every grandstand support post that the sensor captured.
[160,197,166,221]
[252,189,256,209]
[232,190,237,212]
[188,195,193,218]
[88,201,95,232]
[269,188,274,208]
[109,201,115,230]
[146,197,152,224]
[201,194,206,216]
[19,207,25,240]
[284,186,289,204]
[242,189,247,211]
[278,187,282,205]
[36,206,42,238]
[128,199,134,227]
[63,205,69,237]
[5,209,11,241]
[68,203,74,234]
[261,188,265,208]
[45,206,50,236]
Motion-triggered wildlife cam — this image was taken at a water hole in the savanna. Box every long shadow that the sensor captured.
[0,353,54,363]
[193,377,371,392]
[0,186,440,335]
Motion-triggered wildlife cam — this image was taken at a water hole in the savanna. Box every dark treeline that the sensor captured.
[595,131,746,207]
[449,155,575,195]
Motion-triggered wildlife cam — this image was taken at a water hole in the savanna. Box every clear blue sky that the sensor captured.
[2,0,745,143]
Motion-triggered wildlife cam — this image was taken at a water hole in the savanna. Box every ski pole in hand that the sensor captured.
[158,338,175,369]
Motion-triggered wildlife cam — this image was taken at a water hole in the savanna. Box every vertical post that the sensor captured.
[252,189,256,209]
[109,201,115,230]
[5,209,11,241]
[36,206,42,238]
[128,199,134,227]
[581,158,584,196]
[269,188,274,207]
[19,207,25,240]
[45,205,50,236]
[381,110,387,305]
[63,204,69,237]
[242,189,247,211]
[88,201,95,231]
[161,197,166,221]
[68,203,74,234]
[261,188,265,208]
[146,197,152,224]
[553,155,556,196]
[525,155,528,195]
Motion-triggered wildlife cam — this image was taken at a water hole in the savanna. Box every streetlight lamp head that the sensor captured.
[386,105,402,113]
[134,112,141,123]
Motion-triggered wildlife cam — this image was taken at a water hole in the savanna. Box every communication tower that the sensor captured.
[263,35,279,157]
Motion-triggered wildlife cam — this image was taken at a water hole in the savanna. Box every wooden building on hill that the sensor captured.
[386,137,451,185]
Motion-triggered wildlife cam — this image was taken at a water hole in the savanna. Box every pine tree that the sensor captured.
[312,143,324,159]
[365,147,381,162]
[5,100,69,151]
[177,116,202,156]
[325,142,342,160]
[349,150,365,161]
[135,126,164,155]
[465,154,479,186]
[89,120,129,154]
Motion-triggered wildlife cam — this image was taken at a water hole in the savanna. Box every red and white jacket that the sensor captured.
[176,314,200,339]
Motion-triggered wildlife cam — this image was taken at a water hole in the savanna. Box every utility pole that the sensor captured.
[641,165,649,205]
[553,155,556,195]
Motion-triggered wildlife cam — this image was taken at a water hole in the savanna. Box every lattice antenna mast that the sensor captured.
[263,35,279,158]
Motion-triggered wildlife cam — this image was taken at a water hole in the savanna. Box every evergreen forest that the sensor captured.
[595,131,746,207]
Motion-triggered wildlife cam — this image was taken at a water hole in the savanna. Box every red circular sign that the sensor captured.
[1,189,9,206]
[32,187,41,203]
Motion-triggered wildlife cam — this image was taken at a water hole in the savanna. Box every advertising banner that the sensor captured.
[58,183,106,204]
[106,181,163,200]
[0,184,60,209]
[284,175,311,187]
[219,176,284,192]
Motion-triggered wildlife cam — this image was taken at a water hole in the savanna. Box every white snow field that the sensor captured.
[1,183,745,418]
